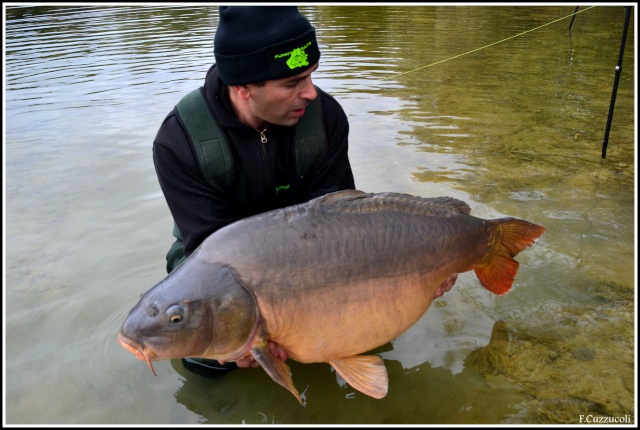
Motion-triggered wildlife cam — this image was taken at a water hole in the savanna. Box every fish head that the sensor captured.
[118,259,260,374]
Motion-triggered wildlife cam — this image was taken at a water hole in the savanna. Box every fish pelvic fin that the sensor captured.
[330,355,389,399]
[475,218,545,295]
[251,339,302,405]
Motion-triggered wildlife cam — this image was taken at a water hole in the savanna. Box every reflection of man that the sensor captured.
[152,6,355,376]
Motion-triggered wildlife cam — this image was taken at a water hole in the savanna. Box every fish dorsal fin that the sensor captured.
[329,355,389,399]
[251,338,302,404]
[318,190,471,217]
[318,189,368,205]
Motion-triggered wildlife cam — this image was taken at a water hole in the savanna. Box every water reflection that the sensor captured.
[4,4,635,425]
[169,336,529,425]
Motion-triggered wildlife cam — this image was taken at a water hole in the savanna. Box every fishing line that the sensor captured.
[334,5,597,93]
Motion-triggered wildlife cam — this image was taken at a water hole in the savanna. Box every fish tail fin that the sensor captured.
[475,218,545,295]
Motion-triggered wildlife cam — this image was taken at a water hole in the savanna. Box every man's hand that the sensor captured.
[219,341,287,368]
[433,272,458,299]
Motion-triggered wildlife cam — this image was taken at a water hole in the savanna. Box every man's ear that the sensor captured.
[230,84,252,100]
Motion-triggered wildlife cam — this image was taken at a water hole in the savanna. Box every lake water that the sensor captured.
[4,4,636,425]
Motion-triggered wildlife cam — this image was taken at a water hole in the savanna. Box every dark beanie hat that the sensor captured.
[214,6,321,86]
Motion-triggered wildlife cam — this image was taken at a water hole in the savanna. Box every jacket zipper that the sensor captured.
[258,128,267,144]
[257,128,273,193]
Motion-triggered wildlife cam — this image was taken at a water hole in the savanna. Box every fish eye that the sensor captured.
[166,305,184,324]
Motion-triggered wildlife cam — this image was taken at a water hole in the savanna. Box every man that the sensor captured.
[152,6,356,376]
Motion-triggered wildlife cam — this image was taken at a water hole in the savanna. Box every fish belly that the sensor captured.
[252,269,448,363]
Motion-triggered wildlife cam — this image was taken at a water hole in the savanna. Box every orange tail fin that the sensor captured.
[474,218,545,295]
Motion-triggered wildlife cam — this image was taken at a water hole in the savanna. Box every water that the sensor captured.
[4,4,636,425]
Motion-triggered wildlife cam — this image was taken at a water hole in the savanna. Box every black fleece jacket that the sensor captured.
[153,64,356,257]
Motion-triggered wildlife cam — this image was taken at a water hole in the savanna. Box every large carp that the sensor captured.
[118,190,545,404]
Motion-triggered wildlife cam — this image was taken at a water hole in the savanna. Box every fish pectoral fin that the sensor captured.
[251,341,302,405]
[330,355,389,399]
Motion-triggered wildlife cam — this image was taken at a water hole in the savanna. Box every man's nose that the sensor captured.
[300,76,317,100]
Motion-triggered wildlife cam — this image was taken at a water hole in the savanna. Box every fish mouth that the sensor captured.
[118,333,158,376]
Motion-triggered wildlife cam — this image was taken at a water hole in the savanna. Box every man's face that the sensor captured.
[246,63,319,127]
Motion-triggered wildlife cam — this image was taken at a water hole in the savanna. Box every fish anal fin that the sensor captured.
[251,339,301,405]
[476,218,545,295]
[330,355,388,399]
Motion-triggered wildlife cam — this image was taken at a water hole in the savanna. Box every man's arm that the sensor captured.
[153,112,239,259]
[305,91,356,198]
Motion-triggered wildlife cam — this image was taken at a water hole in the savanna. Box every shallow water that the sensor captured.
[4,5,636,425]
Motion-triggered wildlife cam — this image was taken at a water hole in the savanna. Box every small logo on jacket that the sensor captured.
[276,184,291,194]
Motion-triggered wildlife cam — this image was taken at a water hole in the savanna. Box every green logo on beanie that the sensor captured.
[274,41,312,70]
